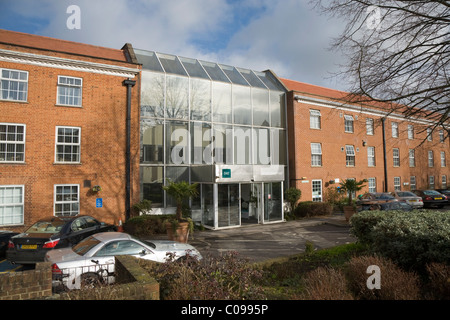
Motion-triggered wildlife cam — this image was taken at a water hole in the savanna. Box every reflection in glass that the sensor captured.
[253,128,270,165]
[271,129,286,165]
[141,166,164,208]
[233,85,251,125]
[218,184,240,227]
[252,88,270,126]
[270,91,285,128]
[166,121,189,165]
[180,57,210,79]
[213,125,233,164]
[157,53,187,76]
[141,71,164,118]
[166,75,189,120]
[191,122,212,164]
[234,126,252,164]
[212,82,232,123]
[201,184,214,227]
[264,182,282,222]
[190,78,211,121]
[140,119,164,164]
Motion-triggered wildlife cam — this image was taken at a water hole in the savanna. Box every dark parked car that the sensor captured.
[0,230,19,259]
[356,192,398,210]
[359,201,413,212]
[436,189,450,203]
[6,215,117,264]
[412,190,447,208]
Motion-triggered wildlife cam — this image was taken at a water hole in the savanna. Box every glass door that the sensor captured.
[240,183,261,224]
[218,184,240,228]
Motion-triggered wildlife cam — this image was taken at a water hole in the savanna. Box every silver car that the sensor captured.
[45,232,202,290]
[391,191,424,208]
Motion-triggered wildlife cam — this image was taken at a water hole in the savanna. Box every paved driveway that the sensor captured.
[188,215,355,263]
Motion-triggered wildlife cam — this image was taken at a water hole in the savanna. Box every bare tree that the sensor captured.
[315,0,450,135]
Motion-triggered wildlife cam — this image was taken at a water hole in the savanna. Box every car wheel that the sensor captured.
[80,272,104,289]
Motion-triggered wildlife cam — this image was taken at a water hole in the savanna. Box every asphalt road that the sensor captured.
[188,215,355,263]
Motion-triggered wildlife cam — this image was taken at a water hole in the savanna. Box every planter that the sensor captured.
[166,221,190,243]
[343,206,356,222]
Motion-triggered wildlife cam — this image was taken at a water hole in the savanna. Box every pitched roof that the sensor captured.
[280,78,349,101]
[0,29,128,62]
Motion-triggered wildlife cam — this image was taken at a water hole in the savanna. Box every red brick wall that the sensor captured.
[0,45,140,231]
[287,91,450,201]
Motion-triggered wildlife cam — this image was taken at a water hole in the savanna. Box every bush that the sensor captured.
[344,255,421,300]
[302,266,354,300]
[123,214,172,237]
[423,262,450,300]
[140,251,265,300]
[293,201,333,218]
[350,210,450,270]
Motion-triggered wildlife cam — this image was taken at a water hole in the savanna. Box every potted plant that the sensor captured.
[163,180,198,243]
[132,199,152,217]
[339,179,366,221]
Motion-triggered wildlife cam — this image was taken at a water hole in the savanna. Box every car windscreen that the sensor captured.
[25,220,65,234]
[423,190,441,196]
[72,236,101,256]
[397,192,416,197]
[376,194,394,199]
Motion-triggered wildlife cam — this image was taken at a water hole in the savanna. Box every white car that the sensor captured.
[45,232,202,290]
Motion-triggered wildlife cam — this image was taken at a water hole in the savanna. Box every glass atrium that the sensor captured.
[136,49,287,229]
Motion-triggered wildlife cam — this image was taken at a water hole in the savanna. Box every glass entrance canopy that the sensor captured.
[136,48,287,229]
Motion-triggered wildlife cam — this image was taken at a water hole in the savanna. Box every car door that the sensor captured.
[67,217,90,246]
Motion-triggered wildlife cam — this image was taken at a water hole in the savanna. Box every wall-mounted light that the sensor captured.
[362,140,367,147]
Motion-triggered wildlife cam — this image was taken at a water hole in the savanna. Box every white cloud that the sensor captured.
[2,0,349,90]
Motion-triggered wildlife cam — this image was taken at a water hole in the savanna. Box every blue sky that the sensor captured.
[0,0,349,90]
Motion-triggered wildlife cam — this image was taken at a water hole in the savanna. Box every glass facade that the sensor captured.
[136,49,287,229]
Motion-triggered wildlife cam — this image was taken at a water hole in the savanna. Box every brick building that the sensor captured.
[283,78,450,202]
[0,30,141,231]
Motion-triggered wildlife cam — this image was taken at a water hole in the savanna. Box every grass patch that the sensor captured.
[257,242,369,299]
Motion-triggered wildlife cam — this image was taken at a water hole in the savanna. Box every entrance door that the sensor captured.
[240,183,262,224]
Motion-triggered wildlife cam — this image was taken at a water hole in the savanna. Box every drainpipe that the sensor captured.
[123,78,136,221]
[381,117,388,192]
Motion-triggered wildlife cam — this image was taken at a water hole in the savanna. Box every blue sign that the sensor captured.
[96,198,103,208]
[222,169,231,178]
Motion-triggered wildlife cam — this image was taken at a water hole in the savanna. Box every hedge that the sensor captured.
[350,210,450,270]
[293,201,333,219]
[123,214,173,237]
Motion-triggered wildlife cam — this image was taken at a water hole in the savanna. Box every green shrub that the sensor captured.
[350,210,450,270]
[293,201,333,218]
[123,214,172,237]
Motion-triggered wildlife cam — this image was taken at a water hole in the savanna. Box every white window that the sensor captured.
[441,151,446,167]
[410,176,416,191]
[393,148,400,167]
[366,118,374,135]
[0,185,24,226]
[0,123,25,162]
[311,143,322,166]
[408,125,414,140]
[427,128,433,141]
[368,178,376,193]
[439,130,445,143]
[345,145,355,166]
[55,127,80,163]
[54,184,79,216]
[0,69,28,102]
[394,177,401,191]
[309,110,321,129]
[409,149,415,167]
[312,180,322,202]
[57,76,82,106]
[442,175,447,189]
[344,115,354,133]
[428,151,434,167]
[392,122,399,138]
[429,176,435,189]
[367,147,375,167]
